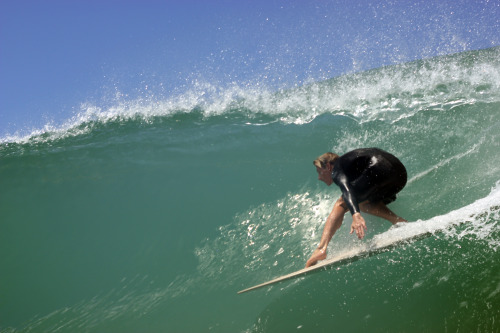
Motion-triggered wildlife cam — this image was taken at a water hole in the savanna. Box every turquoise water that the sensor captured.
[1,47,500,332]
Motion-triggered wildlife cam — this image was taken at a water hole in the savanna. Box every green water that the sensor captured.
[1,47,500,332]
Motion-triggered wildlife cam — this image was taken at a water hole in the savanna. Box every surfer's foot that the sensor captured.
[305,248,327,268]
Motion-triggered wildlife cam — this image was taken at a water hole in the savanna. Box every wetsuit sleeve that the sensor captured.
[333,171,360,215]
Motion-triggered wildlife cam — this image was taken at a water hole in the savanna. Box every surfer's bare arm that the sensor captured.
[306,197,348,267]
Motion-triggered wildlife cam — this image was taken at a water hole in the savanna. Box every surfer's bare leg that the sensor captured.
[306,197,348,267]
[359,201,407,224]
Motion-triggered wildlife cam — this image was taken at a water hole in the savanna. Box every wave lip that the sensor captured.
[2,47,500,146]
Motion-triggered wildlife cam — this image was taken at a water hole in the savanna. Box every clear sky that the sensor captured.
[1,0,499,137]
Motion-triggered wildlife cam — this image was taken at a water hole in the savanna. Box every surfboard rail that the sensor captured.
[238,226,432,294]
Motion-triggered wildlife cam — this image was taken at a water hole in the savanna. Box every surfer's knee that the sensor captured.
[334,197,349,212]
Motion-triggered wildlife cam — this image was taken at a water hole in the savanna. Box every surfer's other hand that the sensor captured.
[350,213,367,239]
[306,248,327,268]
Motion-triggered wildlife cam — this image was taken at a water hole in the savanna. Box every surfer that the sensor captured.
[306,148,407,268]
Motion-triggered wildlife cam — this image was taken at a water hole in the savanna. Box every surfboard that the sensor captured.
[238,223,433,294]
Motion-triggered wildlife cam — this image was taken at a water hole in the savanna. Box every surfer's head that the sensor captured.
[314,152,339,185]
[313,152,339,169]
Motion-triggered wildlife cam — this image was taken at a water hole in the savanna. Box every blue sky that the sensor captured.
[1,0,499,137]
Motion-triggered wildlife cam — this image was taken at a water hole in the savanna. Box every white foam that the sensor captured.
[373,181,500,250]
[2,48,499,145]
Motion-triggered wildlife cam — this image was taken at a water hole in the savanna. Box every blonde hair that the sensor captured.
[313,152,339,169]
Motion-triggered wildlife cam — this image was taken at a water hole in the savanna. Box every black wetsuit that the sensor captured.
[331,148,407,215]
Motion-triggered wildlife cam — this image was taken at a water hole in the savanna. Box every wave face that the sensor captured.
[1,47,500,332]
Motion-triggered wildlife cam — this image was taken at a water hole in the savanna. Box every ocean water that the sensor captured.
[1,47,500,332]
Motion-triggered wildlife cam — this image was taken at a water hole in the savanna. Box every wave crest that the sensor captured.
[2,47,499,145]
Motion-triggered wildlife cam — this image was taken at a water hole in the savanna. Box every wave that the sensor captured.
[11,179,498,333]
[2,47,499,146]
[2,46,500,333]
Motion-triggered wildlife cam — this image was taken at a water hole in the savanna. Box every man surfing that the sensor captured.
[306,148,407,268]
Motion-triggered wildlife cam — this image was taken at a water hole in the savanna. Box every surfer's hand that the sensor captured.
[305,248,327,268]
[350,213,367,239]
